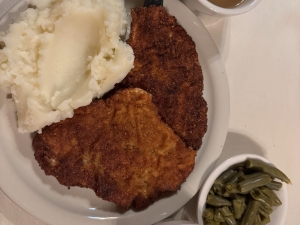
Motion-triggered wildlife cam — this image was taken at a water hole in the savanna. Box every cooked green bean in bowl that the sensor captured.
[197,154,290,225]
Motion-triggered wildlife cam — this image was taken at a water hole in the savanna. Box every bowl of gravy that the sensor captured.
[182,0,261,17]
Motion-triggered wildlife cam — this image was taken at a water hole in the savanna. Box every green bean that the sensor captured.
[203,208,214,220]
[220,206,233,217]
[240,200,260,225]
[233,199,244,220]
[203,159,289,225]
[250,188,273,209]
[223,191,236,198]
[259,186,282,206]
[214,208,225,223]
[215,188,224,197]
[206,195,232,207]
[265,180,282,191]
[238,172,266,182]
[220,207,237,225]
[258,207,270,219]
[225,183,251,195]
[232,162,247,169]
[224,215,237,225]
[253,213,262,225]
[214,169,237,190]
[235,194,246,203]
[243,202,248,212]
[261,215,270,225]
[238,174,272,193]
[259,203,273,215]
[225,182,236,191]
[225,183,240,193]
[239,166,254,175]
[245,159,291,184]
[204,219,221,225]
[227,170,245,184]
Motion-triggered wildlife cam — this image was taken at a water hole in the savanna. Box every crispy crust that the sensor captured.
[33,88,196,209]
[118,6,208,150]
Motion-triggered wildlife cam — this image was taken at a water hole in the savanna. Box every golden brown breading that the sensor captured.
[118,6,207,150]
[33,88,196,209]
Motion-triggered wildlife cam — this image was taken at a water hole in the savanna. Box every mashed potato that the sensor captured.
[0,0,134,133]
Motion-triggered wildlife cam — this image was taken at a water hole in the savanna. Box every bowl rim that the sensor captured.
[196,0,262,16]
[197,153,289,224]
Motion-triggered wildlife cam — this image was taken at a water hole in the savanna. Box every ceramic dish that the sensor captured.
[0,0,230,224]
[182,0,261,17]
[197,154,288,225]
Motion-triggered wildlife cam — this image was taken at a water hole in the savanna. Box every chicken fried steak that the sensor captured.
[33,88,196,209]
[119,6,207,150]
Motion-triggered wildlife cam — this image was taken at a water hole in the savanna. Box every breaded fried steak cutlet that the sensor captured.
[33,88,196,209]
[118,6,208,150]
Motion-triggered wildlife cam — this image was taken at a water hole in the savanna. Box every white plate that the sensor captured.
[0,0,230,225]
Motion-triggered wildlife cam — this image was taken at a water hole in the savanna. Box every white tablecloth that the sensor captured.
[1,0,300,224]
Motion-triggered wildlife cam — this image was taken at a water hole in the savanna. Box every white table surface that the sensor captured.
[1,0,299,224]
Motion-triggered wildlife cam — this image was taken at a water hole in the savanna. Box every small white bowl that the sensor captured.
[197,154,288,225]
[182,0,261,17]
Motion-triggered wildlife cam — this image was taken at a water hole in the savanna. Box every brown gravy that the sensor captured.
[208,0,245,8]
